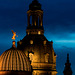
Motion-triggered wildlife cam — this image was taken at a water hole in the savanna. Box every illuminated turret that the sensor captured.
[26,0,44,35]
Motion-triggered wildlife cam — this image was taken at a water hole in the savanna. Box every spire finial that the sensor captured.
[12,41,16,48]
[67,53,69,63]
[63,54,73,75]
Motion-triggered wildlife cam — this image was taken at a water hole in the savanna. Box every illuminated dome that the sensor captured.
[0,47,32,75]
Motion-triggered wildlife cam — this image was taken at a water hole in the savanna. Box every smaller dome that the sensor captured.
[0,48,32,72]
[29,0,41,10]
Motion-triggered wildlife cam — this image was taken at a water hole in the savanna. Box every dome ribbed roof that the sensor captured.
[0,48,32,71]
[29,0,41,10]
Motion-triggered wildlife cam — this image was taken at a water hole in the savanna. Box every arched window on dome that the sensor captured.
[45,53,49,63]
[29,53,34,62]
[44,40,46,45]
[30,40,33,44]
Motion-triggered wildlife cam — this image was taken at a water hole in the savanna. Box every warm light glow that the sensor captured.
[45,53,49,63]
[11,30,18,40]
[38,31,41,35]
[29,53,33,61]
[28,32,29,35]
[19,41,22,45]
[34,21,36,26]
[30,40,33,44]
[40,22,42,26]
[13,41,15,46]
[44,40,46,45]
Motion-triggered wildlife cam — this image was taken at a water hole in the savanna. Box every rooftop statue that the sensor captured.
[11,30,18,40]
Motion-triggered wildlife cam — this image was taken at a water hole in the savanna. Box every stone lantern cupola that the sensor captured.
[26,0,44,35]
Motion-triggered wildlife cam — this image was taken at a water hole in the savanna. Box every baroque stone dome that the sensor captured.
[0,47,32,72]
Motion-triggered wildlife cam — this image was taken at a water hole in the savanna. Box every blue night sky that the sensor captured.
[0,0,75,75]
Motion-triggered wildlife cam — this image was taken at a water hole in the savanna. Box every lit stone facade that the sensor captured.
[17,0,57,75]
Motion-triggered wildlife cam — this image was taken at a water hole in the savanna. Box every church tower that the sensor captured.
[63,54,72,75]
[17,0,57,75]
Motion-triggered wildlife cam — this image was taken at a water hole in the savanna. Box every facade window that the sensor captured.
[29,53,33,61]
[44,40,46,45]
[54,66,56,69]
[45,53,49,63]
[30,40,33,44]
[19,41,22,45]
[28,32,29,35]
[38,31,41,35]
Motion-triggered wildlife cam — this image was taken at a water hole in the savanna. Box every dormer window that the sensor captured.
[30,40,33,44]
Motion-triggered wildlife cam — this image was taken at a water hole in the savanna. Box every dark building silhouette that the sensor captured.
[17,0,57,75]
[63,54,72,75]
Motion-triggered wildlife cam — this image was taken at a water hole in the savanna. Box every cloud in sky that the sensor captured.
[56,40,75,43]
